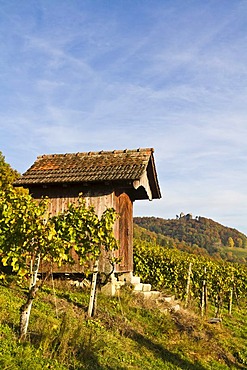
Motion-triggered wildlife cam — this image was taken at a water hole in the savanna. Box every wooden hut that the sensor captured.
[14,148,161,274]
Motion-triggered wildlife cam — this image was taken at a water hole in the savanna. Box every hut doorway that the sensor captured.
[116,193,133,273]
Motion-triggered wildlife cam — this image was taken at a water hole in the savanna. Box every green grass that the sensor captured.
[222,246,247,262]
[0,278,246,369]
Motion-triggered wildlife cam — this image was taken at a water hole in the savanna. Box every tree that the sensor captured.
[0,186,70,339]
[236,237,243,248]
[0,151,19,190]
[0,187,118,340]
[227,237,234,248]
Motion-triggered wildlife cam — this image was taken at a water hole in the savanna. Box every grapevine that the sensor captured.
[133,239,247,313]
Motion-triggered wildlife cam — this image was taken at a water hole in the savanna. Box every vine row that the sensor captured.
[133,239,247,312]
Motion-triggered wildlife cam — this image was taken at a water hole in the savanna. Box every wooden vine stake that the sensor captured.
[88,259,99,317]
[201,266,207,317]
[185,262,192,308]
[228,272,234,315]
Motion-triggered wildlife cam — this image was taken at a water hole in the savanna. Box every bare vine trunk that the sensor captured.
[19,254,40,341]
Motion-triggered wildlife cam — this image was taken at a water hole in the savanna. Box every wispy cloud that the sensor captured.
[1,0,247,233]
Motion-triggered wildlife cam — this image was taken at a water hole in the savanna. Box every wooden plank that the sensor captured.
[115,193,133,272]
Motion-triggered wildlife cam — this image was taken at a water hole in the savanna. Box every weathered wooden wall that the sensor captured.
[30,184,133,274]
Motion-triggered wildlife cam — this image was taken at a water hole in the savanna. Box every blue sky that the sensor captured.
[1,0,247,234]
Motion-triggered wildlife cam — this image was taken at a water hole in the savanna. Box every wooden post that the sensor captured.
[88,260,99,318]
[215,293,222,318]
[228,272,234,315]
[201,267,207,317]
[185,262,192,308]
[228,288,233,315]
[204,282,208,315]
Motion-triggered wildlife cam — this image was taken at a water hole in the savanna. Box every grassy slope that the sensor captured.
[0,279,246,370]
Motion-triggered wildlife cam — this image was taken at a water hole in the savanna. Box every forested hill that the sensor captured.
[134,215,247,260]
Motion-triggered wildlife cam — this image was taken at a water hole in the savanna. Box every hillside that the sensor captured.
[134,215,247,263]
[0,278,246,369]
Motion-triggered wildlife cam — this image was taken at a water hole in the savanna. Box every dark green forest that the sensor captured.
[134,215,247,263]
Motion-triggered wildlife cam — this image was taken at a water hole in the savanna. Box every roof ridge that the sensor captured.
[37,148,154,160]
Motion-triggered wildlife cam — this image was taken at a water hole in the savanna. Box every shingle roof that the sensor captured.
[14,148,161,198]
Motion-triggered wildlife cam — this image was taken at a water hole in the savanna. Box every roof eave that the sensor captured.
[147,153,162,199]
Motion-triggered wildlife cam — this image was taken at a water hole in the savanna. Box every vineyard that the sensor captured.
[133,239,247,316]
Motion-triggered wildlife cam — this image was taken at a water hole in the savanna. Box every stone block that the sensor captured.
[115,281,125,290]
[208,318,222,324]
[150,291,161,299]
[118,272,133,283]
[130,276,141,285]
[171,304,180,312]
[141,291,152,299]
[101,282,116,296]
[160,295,175,303]
[133,283,143,291]
[142,284,151,292]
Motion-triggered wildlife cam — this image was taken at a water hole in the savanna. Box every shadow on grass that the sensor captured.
[28,329,121,370]
[76,352,125,370]
[125,329,245,369]
[126,329,207,370]
[44,288,88,311]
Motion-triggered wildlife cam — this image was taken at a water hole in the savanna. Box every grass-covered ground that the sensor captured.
[222,246,247,263]
[0,278,246,370]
